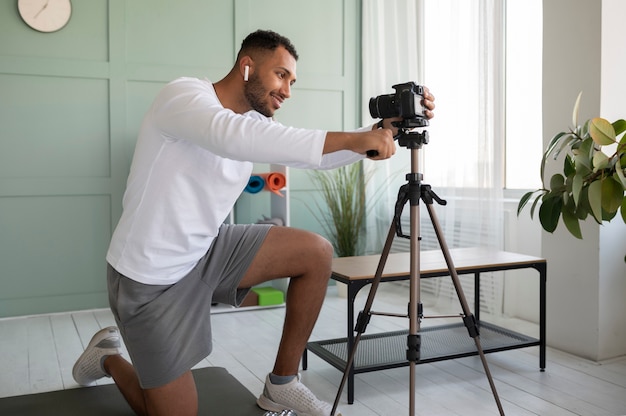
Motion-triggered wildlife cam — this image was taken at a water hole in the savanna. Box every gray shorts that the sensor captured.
[107,223,272,389]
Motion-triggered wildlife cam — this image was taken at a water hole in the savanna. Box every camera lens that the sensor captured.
[369,94,397,119]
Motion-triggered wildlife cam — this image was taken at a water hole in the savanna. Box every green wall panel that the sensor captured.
[0,74,110,179]
[125,0,235,68]
[0,195,111,315]
[289,189,328,236]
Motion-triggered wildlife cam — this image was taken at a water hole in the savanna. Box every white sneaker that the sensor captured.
[257,374,341,416]
[72,326,121,386]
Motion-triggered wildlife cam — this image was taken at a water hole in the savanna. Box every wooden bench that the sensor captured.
[304,247,547,404]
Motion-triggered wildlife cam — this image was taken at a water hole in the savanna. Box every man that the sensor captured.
[72,30,435,416]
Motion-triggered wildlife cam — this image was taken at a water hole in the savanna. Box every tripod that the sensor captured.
[331,127,505,416]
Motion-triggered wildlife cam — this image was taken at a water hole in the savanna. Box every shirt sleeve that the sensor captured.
[315,124,372,170]
[151,77,328,168]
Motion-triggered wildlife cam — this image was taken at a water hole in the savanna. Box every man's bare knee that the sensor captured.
[143,371,197,416]
[303,233,333,274]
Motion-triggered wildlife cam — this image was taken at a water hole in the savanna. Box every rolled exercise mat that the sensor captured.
[259,172,286,196]
[245,175,265,194]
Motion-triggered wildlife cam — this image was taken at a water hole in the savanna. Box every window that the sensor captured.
[504,0,543,189]
[421,0,542,190]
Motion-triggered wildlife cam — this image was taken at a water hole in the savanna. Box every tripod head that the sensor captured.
[367,119,429,157]
[393,117,429,149]
[395,127,429,149]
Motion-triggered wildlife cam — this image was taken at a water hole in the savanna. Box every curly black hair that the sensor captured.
[237,29,299,61]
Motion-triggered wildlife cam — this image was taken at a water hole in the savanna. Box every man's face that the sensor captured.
[243,46,297,117]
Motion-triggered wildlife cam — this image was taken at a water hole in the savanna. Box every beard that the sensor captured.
[243,74,274,117]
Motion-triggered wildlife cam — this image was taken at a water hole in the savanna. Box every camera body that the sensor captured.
[369,82,429,128]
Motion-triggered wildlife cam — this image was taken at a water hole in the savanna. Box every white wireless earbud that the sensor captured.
[244,65,249,82]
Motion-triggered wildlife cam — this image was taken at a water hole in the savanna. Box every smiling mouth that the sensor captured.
[271,94,284,109]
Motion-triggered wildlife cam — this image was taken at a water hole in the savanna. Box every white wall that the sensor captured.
[539,0,626,361]
[598,0,626,360]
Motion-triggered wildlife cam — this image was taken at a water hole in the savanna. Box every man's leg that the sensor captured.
[238,226,333,376]
[240,227,342,415]
[104,355,198,416]
[239,227,333,375]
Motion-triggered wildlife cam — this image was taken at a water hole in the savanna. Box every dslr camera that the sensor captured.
[369,82,429,128]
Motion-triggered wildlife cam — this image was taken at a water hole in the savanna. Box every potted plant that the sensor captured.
[308,162,368,258]
[517,93,626,261]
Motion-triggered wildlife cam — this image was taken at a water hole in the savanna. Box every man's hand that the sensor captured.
[356,128,396,160]
[422,86,436,119]
[324,129,395,160]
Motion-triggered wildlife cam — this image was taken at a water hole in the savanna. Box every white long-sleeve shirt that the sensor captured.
[106,77,364,285]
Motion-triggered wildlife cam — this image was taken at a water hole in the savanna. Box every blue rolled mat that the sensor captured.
[245,175,265,194]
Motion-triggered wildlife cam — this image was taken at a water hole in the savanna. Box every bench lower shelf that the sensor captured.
[306,321,539,373]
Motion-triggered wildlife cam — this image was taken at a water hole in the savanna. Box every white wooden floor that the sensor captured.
[1,284,625,416]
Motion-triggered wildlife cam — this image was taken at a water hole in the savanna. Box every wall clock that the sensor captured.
[18,0,72,33]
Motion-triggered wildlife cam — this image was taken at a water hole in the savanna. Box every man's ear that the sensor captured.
[240,57,254,81]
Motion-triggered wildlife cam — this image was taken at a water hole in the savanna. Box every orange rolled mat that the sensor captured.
[257,172,286,196]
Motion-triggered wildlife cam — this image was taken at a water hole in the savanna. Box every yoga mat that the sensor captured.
[244,172,286,196]
[0,367,263,416]
[259,172,286,196]
[245,175,265,194]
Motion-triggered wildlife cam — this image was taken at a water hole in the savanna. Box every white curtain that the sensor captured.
[361,0,424,254]
[362,0,505,314]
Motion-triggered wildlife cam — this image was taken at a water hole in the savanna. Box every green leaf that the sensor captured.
[572,91,583,127]
[602,207,618,221]
[530,193,543,218]
[588,180,603,223]
[593,151,610,171]
[589,117,616,146]
[612,119,626,137]
[575,139,594,171]
[602,177,624,215]
[539,195,562,233]
[615,158,626,188]
[580,119,591,140]
[545,132,571,157]
[621,197,626,223]
[564,154,575,177]
[563,205,583,239]
[550,174,565,191]
[517,191,535,216]
[575,195,589,220]
[572,173,583,205]
[556,134,579,158]
[541,132,573,183]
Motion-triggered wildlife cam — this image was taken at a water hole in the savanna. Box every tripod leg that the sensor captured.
[425,203,506,416]
[331,221,398,416]
[408,197,421,416]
